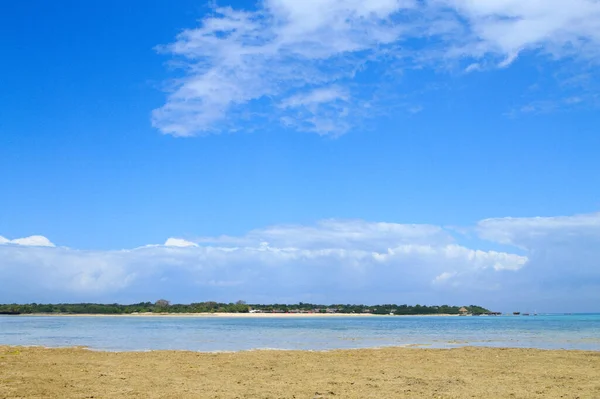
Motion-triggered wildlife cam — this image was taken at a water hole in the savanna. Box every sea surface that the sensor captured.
[1,314,599,352]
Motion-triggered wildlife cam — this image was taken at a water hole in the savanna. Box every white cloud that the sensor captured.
[164,238,198,248]
[280,86,349,109]
[153,0,600,137]
[0,235,55,247]
[439,0,600,63]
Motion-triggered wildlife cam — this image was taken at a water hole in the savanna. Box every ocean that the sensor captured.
[1,314,599,352]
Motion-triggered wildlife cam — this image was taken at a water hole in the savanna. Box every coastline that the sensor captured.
[16,312,460,317]
[1,346,598,398]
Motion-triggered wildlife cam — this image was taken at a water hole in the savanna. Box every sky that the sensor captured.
[1,0,600,312]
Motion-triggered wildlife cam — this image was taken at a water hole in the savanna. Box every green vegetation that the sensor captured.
[0,300,250,315]
[0,301,490,315]
[248,303,489,315]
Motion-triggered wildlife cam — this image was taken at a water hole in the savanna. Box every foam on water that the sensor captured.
[1,314,599,352]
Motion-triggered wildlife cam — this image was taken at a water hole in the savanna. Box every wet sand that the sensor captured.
[1,346,598,398]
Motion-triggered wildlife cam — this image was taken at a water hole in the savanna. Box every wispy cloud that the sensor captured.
[152,0,600,137]
[278,85,353,135]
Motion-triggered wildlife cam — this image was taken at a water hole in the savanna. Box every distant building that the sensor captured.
[459,307,469,314]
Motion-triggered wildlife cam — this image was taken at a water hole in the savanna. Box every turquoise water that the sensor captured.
[1,314,599,352]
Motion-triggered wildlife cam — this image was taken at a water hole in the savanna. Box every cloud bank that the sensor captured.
[153,0,600,136]
[476,213,600,305]
[2,212,599,311]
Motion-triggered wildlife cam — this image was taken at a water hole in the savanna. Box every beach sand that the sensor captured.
[20,312,463,317]
[22,312,383,318]
[1,346,598,398]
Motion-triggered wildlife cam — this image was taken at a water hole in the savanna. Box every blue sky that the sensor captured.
[1,0,600,311]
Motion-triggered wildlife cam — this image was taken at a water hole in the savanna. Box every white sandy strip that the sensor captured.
[20,313,459,318]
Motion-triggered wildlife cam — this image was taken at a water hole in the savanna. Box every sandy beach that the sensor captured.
[19,312,458,318]
[1,346,598,398]
[21,312,377,318]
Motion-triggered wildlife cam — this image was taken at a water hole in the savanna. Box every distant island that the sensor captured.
[0,301,491,316]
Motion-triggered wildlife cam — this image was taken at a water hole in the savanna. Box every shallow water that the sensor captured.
[1,314,599,352]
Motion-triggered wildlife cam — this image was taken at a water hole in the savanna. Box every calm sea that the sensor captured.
[1,314,599,352]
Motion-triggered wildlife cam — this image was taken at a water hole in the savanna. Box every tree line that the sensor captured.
[0,300,489,315]
[248,303,489,315]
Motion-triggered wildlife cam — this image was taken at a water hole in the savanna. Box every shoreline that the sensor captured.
[12,312,460,318]
[4,343,598,354]
[2,346,598,398]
